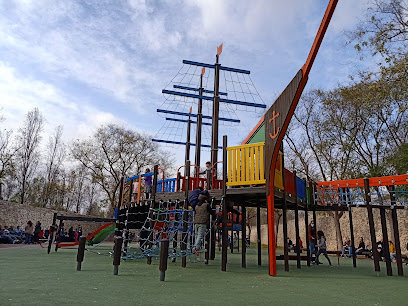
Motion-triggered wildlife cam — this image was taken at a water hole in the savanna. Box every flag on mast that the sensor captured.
[217,43,223,56]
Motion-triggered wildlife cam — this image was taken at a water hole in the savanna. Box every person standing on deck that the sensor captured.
[144,168,153,199]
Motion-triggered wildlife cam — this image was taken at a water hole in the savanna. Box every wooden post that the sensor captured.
[281,146,289,272]
[181,161,190,268]
[380,207,392,276]
[113,236,123,275]
[341,187,356,268]
[364,178,380,272]
[348,205,357,268]
[210,200,216,260]
[159,240,170,281]
[257,204,262,266]
[312,182,317,245]
[146,167,158,265]
[47,213,57,254]
[76,236,86,271]
[129,179,133,202]
[389,185,403,276]
[293,172,301,269]
[237,228,240,252]
[242,205,247,268]
[55,219,63,252]
[221,135,228,271]
[230,225,234,254]
[305,182,311,267]
[282,190,289,272]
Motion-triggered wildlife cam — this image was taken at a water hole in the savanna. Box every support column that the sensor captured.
[305,182,310,267]
[282,192,289,272]
[221,135,228,271]
[293,172,301,269]
[257,205,262,266]
[348,205,356,268]
[364,178,380,272]
[181,161,190,268]
[380,207,392,276]
[242,205,247,268]
[389,185,403,276]
[344,188,356,268]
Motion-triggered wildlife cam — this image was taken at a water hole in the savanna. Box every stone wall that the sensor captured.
[0,200,106,235]
[250,208,408,251]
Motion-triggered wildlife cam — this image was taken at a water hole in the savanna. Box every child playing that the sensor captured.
[192,193,212,257]
[314,230,332,267]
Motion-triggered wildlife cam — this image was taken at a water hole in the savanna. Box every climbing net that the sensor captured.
[121,199,218,260]
[154,62,265,149]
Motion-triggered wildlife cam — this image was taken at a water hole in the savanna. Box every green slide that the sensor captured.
[87,225,115,245]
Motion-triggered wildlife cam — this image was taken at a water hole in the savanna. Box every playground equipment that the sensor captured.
[54,0,408,281]
[45,213,115,255]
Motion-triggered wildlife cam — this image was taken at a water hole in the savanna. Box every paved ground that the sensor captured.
[0,245,407,305]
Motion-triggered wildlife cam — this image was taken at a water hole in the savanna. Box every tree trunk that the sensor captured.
[20,180,26,204]
[333,211,343,251]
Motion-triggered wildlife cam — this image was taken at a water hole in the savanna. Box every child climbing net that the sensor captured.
[121,198,218,261]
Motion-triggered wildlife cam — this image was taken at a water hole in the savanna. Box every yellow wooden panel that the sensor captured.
[232,148,237,183]
[250,147,254,182]
[246,148,248,182]
[254,145,259,181]
[260,145,264,180]
[274,151,284,189]
[228,148,232,185]
[241,148,245,183]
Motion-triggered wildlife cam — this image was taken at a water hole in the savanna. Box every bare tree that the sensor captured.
[0,128,17,200]
[41,125,65,207]
[15,108,43,204]
[71,124,173,214]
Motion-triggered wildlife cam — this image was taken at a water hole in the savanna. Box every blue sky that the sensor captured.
[0,0,372,168]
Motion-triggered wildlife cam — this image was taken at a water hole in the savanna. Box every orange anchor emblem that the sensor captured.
[269,110,280,139]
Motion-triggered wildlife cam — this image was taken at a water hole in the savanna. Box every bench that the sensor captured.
[276,254,313,261]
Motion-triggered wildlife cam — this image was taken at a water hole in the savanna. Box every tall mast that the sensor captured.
[210,44,222,183]
[185,107,192,166]
[194,68,205,177]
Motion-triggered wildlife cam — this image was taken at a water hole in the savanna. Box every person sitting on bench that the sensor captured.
[355,237,368,255]
[377,238,385,260]
[341,237,352,257]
